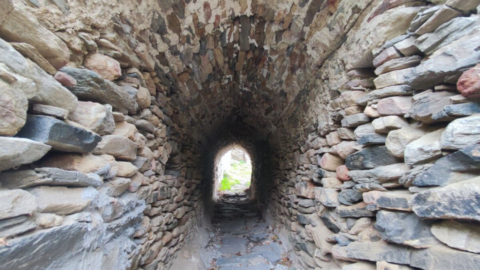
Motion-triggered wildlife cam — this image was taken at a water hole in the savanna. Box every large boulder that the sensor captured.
[60,67,138,114]
[16,115,101,153]
[0,137,51,171]
[412,176,480,221]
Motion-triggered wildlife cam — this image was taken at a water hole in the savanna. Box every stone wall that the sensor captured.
[1,0,480,269]
[269,1,480,269]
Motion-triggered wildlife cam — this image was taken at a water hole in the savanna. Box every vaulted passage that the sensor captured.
[1,0,480,269]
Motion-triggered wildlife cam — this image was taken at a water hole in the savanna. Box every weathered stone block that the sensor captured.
[0,137,51,171]
[29,186,96,215]
[16,115,101,153]
[346,146,400,170]
[0,189,37,220]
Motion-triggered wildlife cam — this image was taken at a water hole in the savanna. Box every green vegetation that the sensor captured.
[218,158,252,192]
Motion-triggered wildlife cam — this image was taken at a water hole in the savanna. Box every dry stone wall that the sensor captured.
[1,0,480,269]
[269,1,480,269]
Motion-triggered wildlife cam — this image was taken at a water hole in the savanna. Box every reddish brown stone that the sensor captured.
[336,165,351,181]
[457,64,480,99]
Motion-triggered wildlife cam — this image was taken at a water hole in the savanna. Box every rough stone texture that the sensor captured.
[377,261,414,270]
[60,67,138,114]
[68,101,115,135]
[0,189,37,220]
[410,245,480,270]
[346,241,412,265]
[83,53,122,81]
[376,97,412,116]
[411,144,480,187]
[440,114,480,150]
[349,164,409,184]
[412,177,480,221]
[0,38,78,112]
[0,79,28,136]
[0,137,51,171]
[346,146,400,170]
[375,210,438,248]
[431,220,480,254]
[93,135,137,161]
[0,167,103,189]
[31,104,69,120]
[404,128,444,165]
[319,153,344,171]
[457,64,480,99]
[363,191,412,211]
[16,115,101,153]
[29,186,96,215]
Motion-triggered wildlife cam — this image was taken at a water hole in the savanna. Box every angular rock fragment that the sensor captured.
[29,186,96,215]
[375,210,438,248]
[431,220,480,254]
[0,216,37,238]
[374,55,421,75]
[314,188,339,207]
[410,245,480,270]
[404,128,444,165]
[0,167,102,188]
[341,113,369,128]
[93,135,137,161]
[440,114,480,150]
[0,189,37,220]
[16,115,101,153]
[411,144,480,187]
[0,137,51,171]
[346,146,400,170]
[407,90,455,124]
[337,202,375,218]
[60,67,138,114]
[346,241,412,265]
[31,104,69,120]
[363,191,412,211]
[83,53,122,81]
[68,101,115,136]
[412,177,480,221]
[386,126,428,158]
[356,85,412,106]
[349,164,409,184]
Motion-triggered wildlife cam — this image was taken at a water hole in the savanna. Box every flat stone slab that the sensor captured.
[16,115,101,153]
[221,237,248,254]
[0,137,51,171]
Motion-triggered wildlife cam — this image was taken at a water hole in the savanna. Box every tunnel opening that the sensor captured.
[214,145,253,198]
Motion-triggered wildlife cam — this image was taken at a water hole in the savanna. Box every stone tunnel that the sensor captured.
[1,0,480,269]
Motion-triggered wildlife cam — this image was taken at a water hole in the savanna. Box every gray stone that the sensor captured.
[431,102,480,122]
[404,128,444,165]
[346,241,412,265]
[393,37,419,57]
[0,216,36,238]
[337,202,375,218]
[16,115,101,153]
[60,67,138,114]
[415,16,480,55]
[341,113,369,128]
[440,114,480,150]
[0,137,51,171]
[407,90,455,124]
[0,167,103,188]
[363,191,413,212]
[415,6,461,36]
[319,211,341,233]
[0,189,37,220]
[29,186,97,215]
[338,190,363,206]
[410,245,480,270]
[346,146,400,170]
[375,210,438,248]
[31,104,69,120]
[431,220,480,254]
[412,176,480,221]
[353,183,387,192]
[412,144,480,187]
[408,6,440,32]
[374,56,421,76]
[446,0,480,12]
[376,261,414,270]
[349,163,409,184]
[314,188,339,207]
[355,85,412,106]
